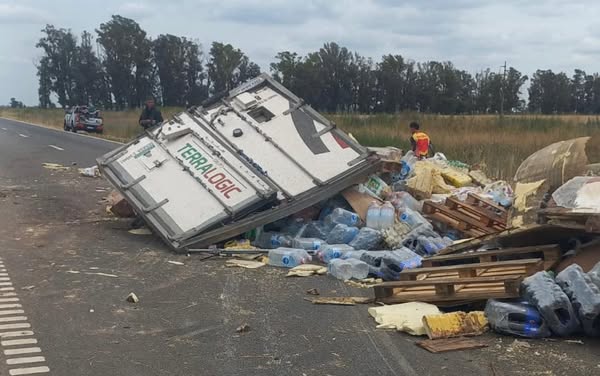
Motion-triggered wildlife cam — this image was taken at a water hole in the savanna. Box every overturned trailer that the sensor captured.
[97,74,380,251]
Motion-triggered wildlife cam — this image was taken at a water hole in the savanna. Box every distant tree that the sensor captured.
[528,70,571,113]
[35,25,79,107]
[72,31,110,107]
[182,39,208,105]
[97,16,155,109]
[9,98,24,108]
[36,56,53,108]
[207,42,260,94]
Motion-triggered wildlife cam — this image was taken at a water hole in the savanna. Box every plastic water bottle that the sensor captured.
[399,208,429,229]
[253,232,293,249]
[417,236,440,256]
[268,248,312,268]
[522,271,581,336]
[389,191,422,212]
[326,224,359,244]
[556,264,600,336]
[318,244,355,263]
[379,202,395,230]
[485,299,551,338]
[328,258,369,280]
[348,227,382,250]
[326,208,361,227]
[292,237,323,251]
[366,201,381,230]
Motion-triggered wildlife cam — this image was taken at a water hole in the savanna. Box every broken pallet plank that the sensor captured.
[396,259,543,281]
[421,244,561,270]
[423,201,499,234]
[417,338,488,353]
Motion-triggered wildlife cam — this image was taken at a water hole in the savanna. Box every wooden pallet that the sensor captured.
[421,244,561,270]
[396,258,543,281]
[423,198,505,238]
[374,275,523,304]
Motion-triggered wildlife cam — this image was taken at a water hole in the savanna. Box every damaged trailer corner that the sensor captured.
[97,74,381,251]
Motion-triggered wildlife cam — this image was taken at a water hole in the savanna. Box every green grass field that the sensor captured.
[2,107,599,180]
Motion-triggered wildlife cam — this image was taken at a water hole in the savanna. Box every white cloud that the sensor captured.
[116,2,153,18]
[0,3,46,24]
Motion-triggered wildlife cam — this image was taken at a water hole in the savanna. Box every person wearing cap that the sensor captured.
[409,121,432,159]
[139,97,164,130]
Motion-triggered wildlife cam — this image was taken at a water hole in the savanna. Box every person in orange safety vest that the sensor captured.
[409,122,432,159]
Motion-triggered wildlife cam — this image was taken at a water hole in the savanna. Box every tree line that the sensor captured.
[36,15,600,115]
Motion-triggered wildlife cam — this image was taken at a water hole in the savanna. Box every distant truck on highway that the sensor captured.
[64,105,104,134]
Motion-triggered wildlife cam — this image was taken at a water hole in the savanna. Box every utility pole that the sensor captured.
[500,61,507,116]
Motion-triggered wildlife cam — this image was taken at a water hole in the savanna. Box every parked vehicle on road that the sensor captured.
[64,105,104,133]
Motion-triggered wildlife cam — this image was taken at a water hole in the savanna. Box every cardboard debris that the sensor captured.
[106,190,135,218]
[226,259,265,269]
[422,311,488,340]
[286,264,327,277]
[417,338,488,353]
[342,188,382,222]
[305,296,373,305]
[440,167,472,187]
[469,170,492,187]
[128,228,152,235]
[368,302,441,335]
[42,162,69,171]
[514,180,546,212]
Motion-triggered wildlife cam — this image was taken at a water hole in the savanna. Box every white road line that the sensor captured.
[0,311,24,316]
[6,357,45,365]
[0,331,34,338]
[48,145,64,151]
[0,317,27,323]
[0,323,29,330]
[2,338,37,346]
[17,134,29,138]
[9,366,49,375]
[0,278,11,281]
[0,273,9,276]
[4,347,41,356]
[1,127,7,131]
[0,293,17,297]
[0,298,19,303]
[0,304,21,310]
[6,356,46,366]
[0,283,14,287]
[0,287,15,291]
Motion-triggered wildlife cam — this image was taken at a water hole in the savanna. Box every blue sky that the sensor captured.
[1,0,599,105]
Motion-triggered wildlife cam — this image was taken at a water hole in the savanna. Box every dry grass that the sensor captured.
[331,113,600,179]
[2,108,599,179]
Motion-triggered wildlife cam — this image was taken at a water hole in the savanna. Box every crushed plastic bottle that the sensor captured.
[325,208,361,227]
[317,244,355,263]
[417,236,440,256]
[398,208,430,230]
[342,248,422,281]
[485,299,551,338]
[589,260,600,289]
[556,264,600,337]
[349,227,382,250]
[387,191,422,212]
[326,224,359,244]
[522,271,581,336]
[252,232,293,249]
[268,248,312,268]
[328,258,369,280]
[366,201,381,230]
[301,221,332,240]
[291,237,324,251]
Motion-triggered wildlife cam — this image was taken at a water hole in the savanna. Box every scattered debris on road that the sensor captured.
[167,260,185,266]
[126,292,139,303]
[128,228,152,235]
[92,76,600,353]
[235,323,250,333]
[79,165,100,177]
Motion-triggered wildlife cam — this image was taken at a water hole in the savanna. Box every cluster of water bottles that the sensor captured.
[255,204,425,281]
[485,262,600,338]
